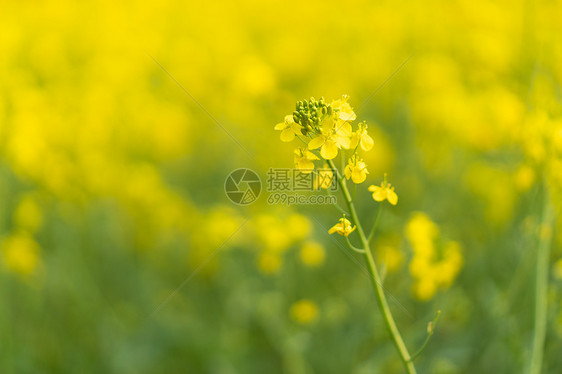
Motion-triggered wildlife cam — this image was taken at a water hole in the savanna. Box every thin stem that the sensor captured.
[409,310,441,362]
[529,183,555,374]
[368,202,384,243]
[346,236,366,254]
[327,159,416,374]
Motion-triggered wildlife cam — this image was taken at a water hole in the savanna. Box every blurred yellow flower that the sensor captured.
[285,213,312,241]
[258,251,283,275]
[274,115,302,142]
[344,155,369,184]
[514,164,536,192]
[294,147,319,174]
[350,122,374,151]
[1,232,41,277]
[368,177,398,205]
[328,217,356,237]
[378,245,404,272]
[290,299,319,325]
[300,241,326,267]
[406,213,463,301]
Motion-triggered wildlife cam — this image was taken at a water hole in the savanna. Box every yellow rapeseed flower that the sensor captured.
[294,147,319,174]
[328,217,356,237]
[350,122,374,151]
[307,117,352,159]
[274,115,302,142]
[344,155,369,184]
[368,176,398,205]
[290,299,319,324]
[331,95,357,121]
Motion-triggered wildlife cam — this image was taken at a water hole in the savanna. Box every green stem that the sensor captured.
[409,310,441,362]
[529,184,555,374]
[368,202,383,243]
[328,159,416,374]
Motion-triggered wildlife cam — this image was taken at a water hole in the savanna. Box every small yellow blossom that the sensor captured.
[350,122,374,151]
[290,299,319,324]
[294,147,319,173]
[315,164,334,189]
[328,217,356,237]
[368,176,398,205]
[274,115,302,142]
[331,95,357,121]
[344,155,369,184]
[307,117,352,159]
[300,241,326,267]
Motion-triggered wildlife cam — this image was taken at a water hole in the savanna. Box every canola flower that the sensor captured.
[344,154,369,184]
[275,115,302,142]
[274,96,437,374]
[328,217,356,237]
[294,147,320,174]
[368,174,398,205]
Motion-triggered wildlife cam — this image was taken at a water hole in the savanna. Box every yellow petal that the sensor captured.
[337,135,352,149]
[291,122,303,136]
[339,111,356,121]
[360,134,374,151]
[352,169,367,184]
[349,133,360,149]
[372,187,386,201]
[308,136,325,150]
[344,165,352,180]
[321,117,334,133]
[368,185,377,192]
[328,224,339,234]
[321,141,338,159]
[335,121,352,136]
[387,189,398,205]
[306,151,320,160]
[296,159,315,174]
[280,128,295,142]
[274,122,286,130]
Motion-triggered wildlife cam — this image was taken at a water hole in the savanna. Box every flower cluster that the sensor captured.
[275,95,398,237]
[405,212,463,301]
[275,95,372,172]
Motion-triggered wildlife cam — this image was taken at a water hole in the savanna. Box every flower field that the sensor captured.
[1,0,561,373]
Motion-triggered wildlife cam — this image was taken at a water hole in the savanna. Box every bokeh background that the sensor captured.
[1,0,562,373]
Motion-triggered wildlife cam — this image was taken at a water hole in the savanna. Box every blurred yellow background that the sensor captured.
[1,0,561,373]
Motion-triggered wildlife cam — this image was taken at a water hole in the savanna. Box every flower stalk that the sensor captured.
[327,159,417,374]
[529,182,555,374]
